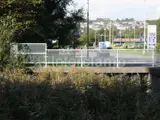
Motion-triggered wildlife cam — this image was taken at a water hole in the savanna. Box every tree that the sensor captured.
[0,0,84,48]
[78,29,95,46]
[78,28,112,46]
[0,15,28,67]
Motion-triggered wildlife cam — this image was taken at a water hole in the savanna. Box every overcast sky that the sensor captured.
[73,0,160,20]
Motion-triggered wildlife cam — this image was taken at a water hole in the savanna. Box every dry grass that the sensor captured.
[0,68,159,120]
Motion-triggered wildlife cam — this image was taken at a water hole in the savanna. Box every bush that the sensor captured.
[0,16,27,69]
[156,43,160,49]
[0,69,159,120]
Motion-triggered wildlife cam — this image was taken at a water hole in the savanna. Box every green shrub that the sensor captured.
[156,43,160,50]
[0,69,159,120]
[0,16,27,69]
[156,42,160,48]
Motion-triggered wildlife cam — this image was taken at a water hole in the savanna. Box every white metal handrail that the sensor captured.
[14,43,159,67]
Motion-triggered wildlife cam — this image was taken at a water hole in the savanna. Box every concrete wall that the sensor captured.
[149,67,160,100]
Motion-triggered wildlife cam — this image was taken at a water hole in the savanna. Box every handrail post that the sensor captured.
[81,49,83,67]
[45,43,47,67]
[117,49,119,67]
[152,49,155,67]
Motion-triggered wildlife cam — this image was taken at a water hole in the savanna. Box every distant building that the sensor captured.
[80,18,147,31]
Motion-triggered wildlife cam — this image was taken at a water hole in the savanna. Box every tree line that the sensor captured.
[78,19,160,46]
[78,26,145,46]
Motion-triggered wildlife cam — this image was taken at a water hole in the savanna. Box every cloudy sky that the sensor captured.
[73,0,160,20]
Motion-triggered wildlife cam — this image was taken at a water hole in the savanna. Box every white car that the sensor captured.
[98,41,112,57]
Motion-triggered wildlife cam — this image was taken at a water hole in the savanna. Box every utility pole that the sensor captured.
[86,0,89,57]
[87,0,89,49]
[143,0,146,53]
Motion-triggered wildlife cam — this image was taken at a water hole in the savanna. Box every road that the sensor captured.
[48,50,156,67]
[29,49,160,67]
[81,51,154,67]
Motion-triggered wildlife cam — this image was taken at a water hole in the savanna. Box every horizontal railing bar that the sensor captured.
[24,62,46,64]
[47,62,82,64]
[24,62,153,64]
[18,43,47,45]
[17,53,46,55]
[47,49,154,50]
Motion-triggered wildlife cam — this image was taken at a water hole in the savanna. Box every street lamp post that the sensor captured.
[120,30,122,45]
[134,25,135,40]
[112,25,114,45]
[134,22,136,40]
[104,27,106,41]
[109,21,112,43]
[134,21,136,45]
[101,34,103,41]
[95,30,97,47]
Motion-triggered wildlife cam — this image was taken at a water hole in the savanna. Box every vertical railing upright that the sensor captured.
[152,49,155,67]
[45,43,47,67]
[81,49,83,67]
[117,49,119,67]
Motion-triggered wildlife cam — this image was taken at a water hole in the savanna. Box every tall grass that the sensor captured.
[0,68,159,120]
